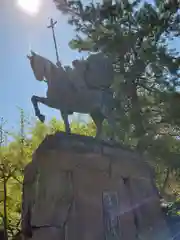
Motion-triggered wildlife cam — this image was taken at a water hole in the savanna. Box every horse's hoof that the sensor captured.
[39,114,45,123]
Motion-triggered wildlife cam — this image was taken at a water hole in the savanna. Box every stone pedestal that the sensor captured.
[21,132,170,240]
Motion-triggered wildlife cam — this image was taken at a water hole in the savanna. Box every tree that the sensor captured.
[54,0,180,195]
[0,112,96,239]
[0,110,30,239]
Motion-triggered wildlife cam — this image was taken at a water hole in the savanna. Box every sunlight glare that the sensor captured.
[17,0,41,16]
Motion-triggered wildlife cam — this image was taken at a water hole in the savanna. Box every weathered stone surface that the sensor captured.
[129,178,170,240]
[22,132,170,240]
[117,178,137,240]
[31,227,64,240]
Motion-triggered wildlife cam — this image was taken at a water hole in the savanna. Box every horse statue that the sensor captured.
[27,50,116,139]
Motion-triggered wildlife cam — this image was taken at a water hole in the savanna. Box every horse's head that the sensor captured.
[27,51,47,81]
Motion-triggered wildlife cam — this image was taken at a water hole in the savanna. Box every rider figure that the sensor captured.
[72,59,87,90]
[56,59,87,92]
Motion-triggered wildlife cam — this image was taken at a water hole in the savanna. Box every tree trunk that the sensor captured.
[3,177,8,240]
[161,168,170,195]
[129,81,146,150]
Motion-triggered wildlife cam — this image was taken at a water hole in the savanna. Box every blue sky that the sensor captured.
[0,0,88,132]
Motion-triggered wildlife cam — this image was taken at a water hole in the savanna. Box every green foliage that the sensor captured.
[55,0,180,196]
[166,198,180,217]
[0,112,95,239]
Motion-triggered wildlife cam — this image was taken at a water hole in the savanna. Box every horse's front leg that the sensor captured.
[61,111,71,134]
[31,95,49,123]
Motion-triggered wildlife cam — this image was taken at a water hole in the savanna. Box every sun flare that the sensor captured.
[17,0,41,16]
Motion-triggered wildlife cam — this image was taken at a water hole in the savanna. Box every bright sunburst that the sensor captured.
[17,0,41,16]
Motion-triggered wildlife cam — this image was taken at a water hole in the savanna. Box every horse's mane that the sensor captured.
[39,55,57,69]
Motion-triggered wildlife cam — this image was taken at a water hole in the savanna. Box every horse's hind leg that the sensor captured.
[91,110,104,139]
[61,111,71,134]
